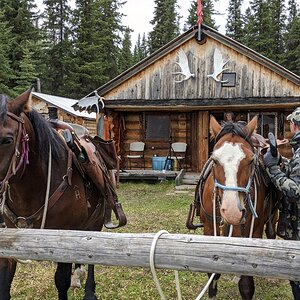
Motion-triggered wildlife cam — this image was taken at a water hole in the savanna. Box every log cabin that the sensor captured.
[76,25,300,172]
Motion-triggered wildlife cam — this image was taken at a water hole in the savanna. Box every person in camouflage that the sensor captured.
[263,107,300,300]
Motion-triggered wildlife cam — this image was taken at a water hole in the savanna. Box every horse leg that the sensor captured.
[0,258,17,300]
[290,281,300,300]
[238,275,254,300]
[83,264,97,300]
[55,262,72,300]
[207,273,221,299]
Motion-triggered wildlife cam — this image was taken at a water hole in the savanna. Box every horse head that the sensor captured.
[209,116,258,225]
[0,88,32,183]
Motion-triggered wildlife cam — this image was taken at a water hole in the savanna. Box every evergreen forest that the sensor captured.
[1,0,299,99]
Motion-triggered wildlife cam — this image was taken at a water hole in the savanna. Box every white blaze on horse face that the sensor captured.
[214,141,245,224]
[214,141,245,186]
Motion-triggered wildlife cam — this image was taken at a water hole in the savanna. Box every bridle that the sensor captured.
[213,154,259,219]
[0,111,29,194]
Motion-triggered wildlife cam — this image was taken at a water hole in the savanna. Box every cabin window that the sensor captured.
[145,114,170,141]
[248,112,277,138]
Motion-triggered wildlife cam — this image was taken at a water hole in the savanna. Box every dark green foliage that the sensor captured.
[41,0,74,96]
[184,0,218,31]
[71,0,125,98]
[148,0,181,53]
[226,0,244,42]
[118,27,133,73]
[0,10,14,96]
[283,0,300,75]
[133,33,149,64]
[0,0,40,93]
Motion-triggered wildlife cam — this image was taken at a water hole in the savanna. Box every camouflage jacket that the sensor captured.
[267,147,300,201]
[267,132,300,239]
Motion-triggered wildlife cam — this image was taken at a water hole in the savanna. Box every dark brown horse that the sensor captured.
[188,116,277,300]
[0,89,117,300]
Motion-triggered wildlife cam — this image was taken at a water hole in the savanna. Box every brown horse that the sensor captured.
[189,116,277,300]
[0,89,118,300]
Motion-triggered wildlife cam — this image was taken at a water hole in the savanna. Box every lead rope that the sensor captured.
[40,143,52,229]
[150,230,182,300]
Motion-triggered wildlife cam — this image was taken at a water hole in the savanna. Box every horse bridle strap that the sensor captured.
[3,149,73,228]
[213,161,258,219]
[0,112,29,194]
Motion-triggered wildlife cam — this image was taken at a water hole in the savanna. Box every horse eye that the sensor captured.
[0,137,13,146]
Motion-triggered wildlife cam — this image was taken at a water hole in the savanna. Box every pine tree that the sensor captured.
[226,0,244,42]
[184,0,218,30]
[41,0,74,96]
[148,0,181,53]
[72,0,125,98]
[0,0,41,90]
[268,0,286,63]
[133,33,149,64]
[118,27,133,72]
[283,0,300,75]
[0,10,14,96]
[14,43,38,94]
[241,0,273,58]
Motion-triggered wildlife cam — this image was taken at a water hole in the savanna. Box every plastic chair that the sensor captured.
[126,142,145,169]
[170,142,187,169]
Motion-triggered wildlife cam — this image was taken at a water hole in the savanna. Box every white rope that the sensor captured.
[41,143,52,229]
[150,230,182,300]
[249,178,258,238]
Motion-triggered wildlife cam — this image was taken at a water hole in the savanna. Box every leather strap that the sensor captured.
[4,149,73,228]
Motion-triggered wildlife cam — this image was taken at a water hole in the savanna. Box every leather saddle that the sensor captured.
[51,120,126,229]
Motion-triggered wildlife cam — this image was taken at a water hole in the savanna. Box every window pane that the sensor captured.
[146,114,170,140]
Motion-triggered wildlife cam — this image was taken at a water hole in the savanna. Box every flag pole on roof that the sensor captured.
[197,0,203,41]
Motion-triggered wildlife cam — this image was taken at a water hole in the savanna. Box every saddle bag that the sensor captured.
[91,136,118,170]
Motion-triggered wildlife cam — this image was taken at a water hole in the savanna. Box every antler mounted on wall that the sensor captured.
[173,48,195,83]
[207,48,229,83]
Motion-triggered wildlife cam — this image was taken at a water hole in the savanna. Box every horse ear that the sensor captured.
[246,116,258,135]
[210,115,222,137]
[8,87,33,114]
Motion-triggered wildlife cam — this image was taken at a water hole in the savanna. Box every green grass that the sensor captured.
[11,181,291,299]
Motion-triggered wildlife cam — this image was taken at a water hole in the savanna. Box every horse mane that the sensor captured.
[26,110,65,161]
[215,121,254,149]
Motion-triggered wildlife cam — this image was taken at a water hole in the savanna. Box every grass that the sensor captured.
[11,181,291,299]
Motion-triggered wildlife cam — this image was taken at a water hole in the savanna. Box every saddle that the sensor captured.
[52,120,126,229]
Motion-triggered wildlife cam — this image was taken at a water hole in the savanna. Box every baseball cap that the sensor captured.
[287,107,300,122]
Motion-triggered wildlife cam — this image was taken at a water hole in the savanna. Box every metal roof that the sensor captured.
[32,92,96,120]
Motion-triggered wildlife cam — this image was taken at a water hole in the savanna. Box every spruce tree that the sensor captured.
[14,43,38,94]
[118,27,133,72]
[148,0,181,53]
[184,0,218,30]
[133,33,149,64]
[0,0,40,91]
[241,0,273,58]
[72,0,125,97]
[41,0,74,96]
[0,10,14,96]
[226,0,244,42]
[283,0,300,75]
[268,0,286,64]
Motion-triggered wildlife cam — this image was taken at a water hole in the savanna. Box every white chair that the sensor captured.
[170,142,187,169]
[126,142,145,169]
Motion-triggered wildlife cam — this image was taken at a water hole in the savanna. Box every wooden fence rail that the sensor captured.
[0,228,299,281]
